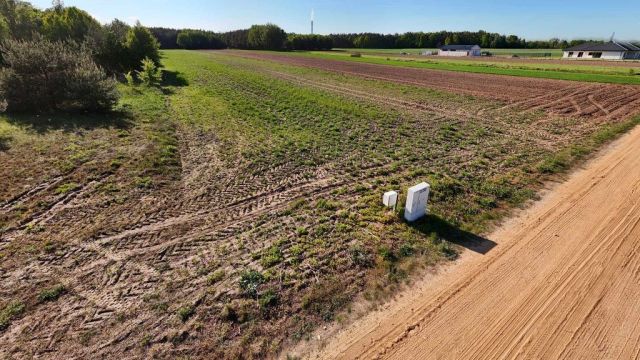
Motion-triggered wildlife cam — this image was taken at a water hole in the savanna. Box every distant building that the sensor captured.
[563,41,640,60]
[438,45,481,57]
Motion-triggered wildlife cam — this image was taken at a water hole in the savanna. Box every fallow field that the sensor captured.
[1,50,639,359]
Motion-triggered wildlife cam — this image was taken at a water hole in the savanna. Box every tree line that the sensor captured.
[0,0,161,113]
[150,24,333,51]
[327,31,608,49]
[150,25,618,51]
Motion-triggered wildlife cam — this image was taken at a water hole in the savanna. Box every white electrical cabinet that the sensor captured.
[383,191,398,208]
[404,182,430,222]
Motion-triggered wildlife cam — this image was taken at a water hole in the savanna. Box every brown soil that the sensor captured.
[222,50,640,124]
[302,122,640,359]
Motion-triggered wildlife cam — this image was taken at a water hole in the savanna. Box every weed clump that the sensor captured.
[177,305,195,322]
[239,270,265,298]
[38,284,66,303]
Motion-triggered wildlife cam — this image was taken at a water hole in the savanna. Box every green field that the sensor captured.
[287,50,640,85]
[2,49,640,358]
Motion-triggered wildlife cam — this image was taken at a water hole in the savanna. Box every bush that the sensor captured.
[136,57,160,86]
[0,37,119,113]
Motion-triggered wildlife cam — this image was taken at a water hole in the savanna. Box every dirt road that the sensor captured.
[310,124,640,359]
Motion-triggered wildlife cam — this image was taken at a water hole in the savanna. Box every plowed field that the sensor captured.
[224,50,640,123]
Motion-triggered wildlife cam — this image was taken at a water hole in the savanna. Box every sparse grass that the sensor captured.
[55,182,80,195]
[0,300,25,330]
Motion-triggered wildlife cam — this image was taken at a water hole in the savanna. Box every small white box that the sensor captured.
[383,191,398,208]
[405,182,430,222]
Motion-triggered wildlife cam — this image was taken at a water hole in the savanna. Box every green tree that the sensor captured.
[94,18,130,73]
[247,23,286,50]
[124,22,160,69]
[41,6,100,42]
[0,0,42,40]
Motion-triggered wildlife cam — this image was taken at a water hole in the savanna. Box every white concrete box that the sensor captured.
[383,191,398,208]
[404,182,430,222]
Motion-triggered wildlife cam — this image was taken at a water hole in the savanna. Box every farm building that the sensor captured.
[438,45,481,57]
[563,41,640,60]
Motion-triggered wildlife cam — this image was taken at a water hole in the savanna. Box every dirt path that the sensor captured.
[306,124,640,359]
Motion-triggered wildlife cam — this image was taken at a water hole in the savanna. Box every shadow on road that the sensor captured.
[408,214,498,255]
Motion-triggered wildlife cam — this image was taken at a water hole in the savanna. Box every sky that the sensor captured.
[30,0,640,41]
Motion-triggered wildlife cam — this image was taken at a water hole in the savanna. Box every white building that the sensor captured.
[438,45,481,57]
[563,41,640,60]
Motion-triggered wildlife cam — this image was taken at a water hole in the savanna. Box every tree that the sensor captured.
[124,22,160,69]
[41,5,101,42]
[0,37,119,113]
[247,24,286,50]
[0,0,42,40]
[94,19,130,73]
[176,29,225,49]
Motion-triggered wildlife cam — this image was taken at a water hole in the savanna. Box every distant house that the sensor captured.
[438,45,481,57]
[563,41,640,60]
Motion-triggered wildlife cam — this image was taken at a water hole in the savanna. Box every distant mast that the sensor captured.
[311,9,315,35]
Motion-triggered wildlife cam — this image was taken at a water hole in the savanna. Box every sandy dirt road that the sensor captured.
[309,124,640,359]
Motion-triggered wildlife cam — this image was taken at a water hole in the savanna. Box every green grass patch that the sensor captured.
[38,284,66,303]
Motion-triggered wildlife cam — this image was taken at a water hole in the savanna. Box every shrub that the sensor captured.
[0,37,119,113]
[136,57,160,86]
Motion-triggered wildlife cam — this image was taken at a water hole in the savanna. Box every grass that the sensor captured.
[0,301,25,330]
[283,50,640,85]
[38,284,66,303]
[2,49,639,358]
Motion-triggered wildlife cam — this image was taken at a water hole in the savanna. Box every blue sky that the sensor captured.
[30,0,640,40]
